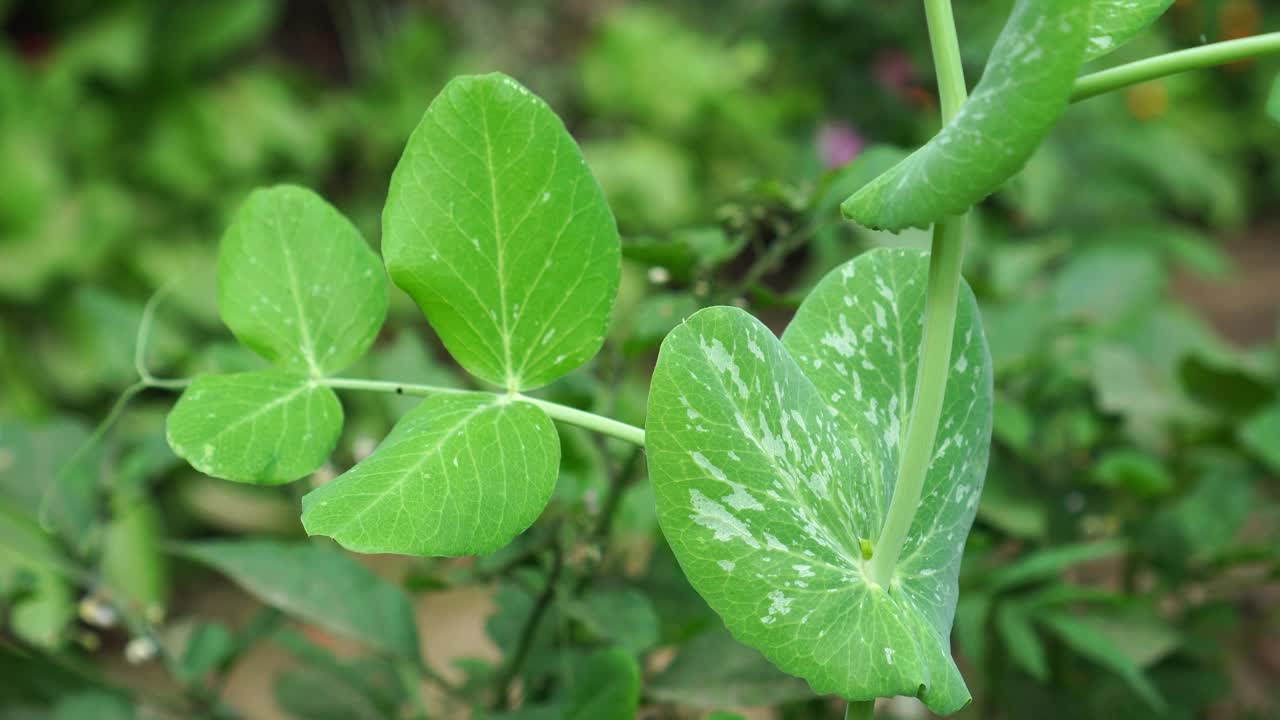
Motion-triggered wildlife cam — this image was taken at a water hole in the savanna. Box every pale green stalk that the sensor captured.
[869,0,969,588]
[317,377,646,447]
[1073,32,1280,102]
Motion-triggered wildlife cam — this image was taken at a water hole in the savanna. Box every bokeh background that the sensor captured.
[1,1,1279,718]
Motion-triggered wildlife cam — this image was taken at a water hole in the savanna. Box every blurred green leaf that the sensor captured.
[584,135,699,231]
[988,540,1128,593]
[154,0,280,75]
[0,501,76,649]
[1040,612,1165,711]
[1239,403,1280,473]
[647,629,814,708]
[1092,450,1174,497]
[100,493,169,622]
[996,603,1048,681]
[622,227,741,281]
[622,293,700,355]
[1146,451,1257,568]
[565,588,659,654]
[272,628,406,720]
[561,648,641,720]
[176,540,420,662]
[1179,351,1274,419]
[0,420,99,552]
[1053,245,1164,326]
[370,332,462,419]
[51,691,135,720]
[172,622,236,686]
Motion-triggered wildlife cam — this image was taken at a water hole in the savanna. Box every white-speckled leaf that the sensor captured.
[166,370,342,485]
[219,185,388,376]
[383,73,620,391]
[842,0,1090,231]
[1087,1,1173,61]
[646,249,992,712]
[301,393,559,557]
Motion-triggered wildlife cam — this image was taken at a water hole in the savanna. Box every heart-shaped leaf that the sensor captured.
[383,73,621,391]
[166,370,342,485]
[842,0,1090,231]
[301,393,560,556]
[647,248,991,712]
[1087,1,1174,61]
[218,185,388,376]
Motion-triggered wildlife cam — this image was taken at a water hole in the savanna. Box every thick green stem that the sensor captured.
[317,377,646,447]
[1072,32,1280,102]
[870,220,967,586]
[870,0,969,588]
[923,0,966,120]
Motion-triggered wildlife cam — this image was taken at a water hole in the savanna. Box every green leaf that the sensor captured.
[0,419,99,552]
[487,649,639,720]
[176,540,420,662]
[272,628,406,720]
[647,629,814,708]
[995,603,1048,681]
[988,540,1128,593]
[1267,73,1280,124]
[0,501,75,649]
[842,0,1090,231]
[383,73,621,391]
[564,588,660,654]
[100,496,169,620]
[172,622,236,685]
[1239,403,1280,474]
[1086,1,1173,61]
[301,393,559,557]
[155,0,280,74]
[52,692,135,720]
[219,185,388,376]
[647,248,992,712]
[166,370,343,485]
[1091,450,1174,497]
[561,648,641,720]
[1040,612,1165,711]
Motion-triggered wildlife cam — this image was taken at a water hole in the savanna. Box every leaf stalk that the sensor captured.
[316,377,647,447]
[1072,32,1280,102]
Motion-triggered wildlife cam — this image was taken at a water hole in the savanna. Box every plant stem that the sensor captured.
[516,394,646,447]
[923,0,966,120]
[870,0,969,588]
[846,700,875,720]
[1072,32,1280,102]
[492,542,564,710]
[316,378,647,447]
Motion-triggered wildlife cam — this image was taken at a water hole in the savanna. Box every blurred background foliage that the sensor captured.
[1,0,1278,718]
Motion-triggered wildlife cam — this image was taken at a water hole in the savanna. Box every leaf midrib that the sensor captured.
[312,399,499,539]
[201,378,315,446]
[280,208,321,376]
[480,96,516,391]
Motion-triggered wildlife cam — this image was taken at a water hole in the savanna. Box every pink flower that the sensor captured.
[817,122,865,168]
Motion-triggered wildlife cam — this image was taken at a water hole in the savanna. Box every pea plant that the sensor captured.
[108,0,1278,716]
